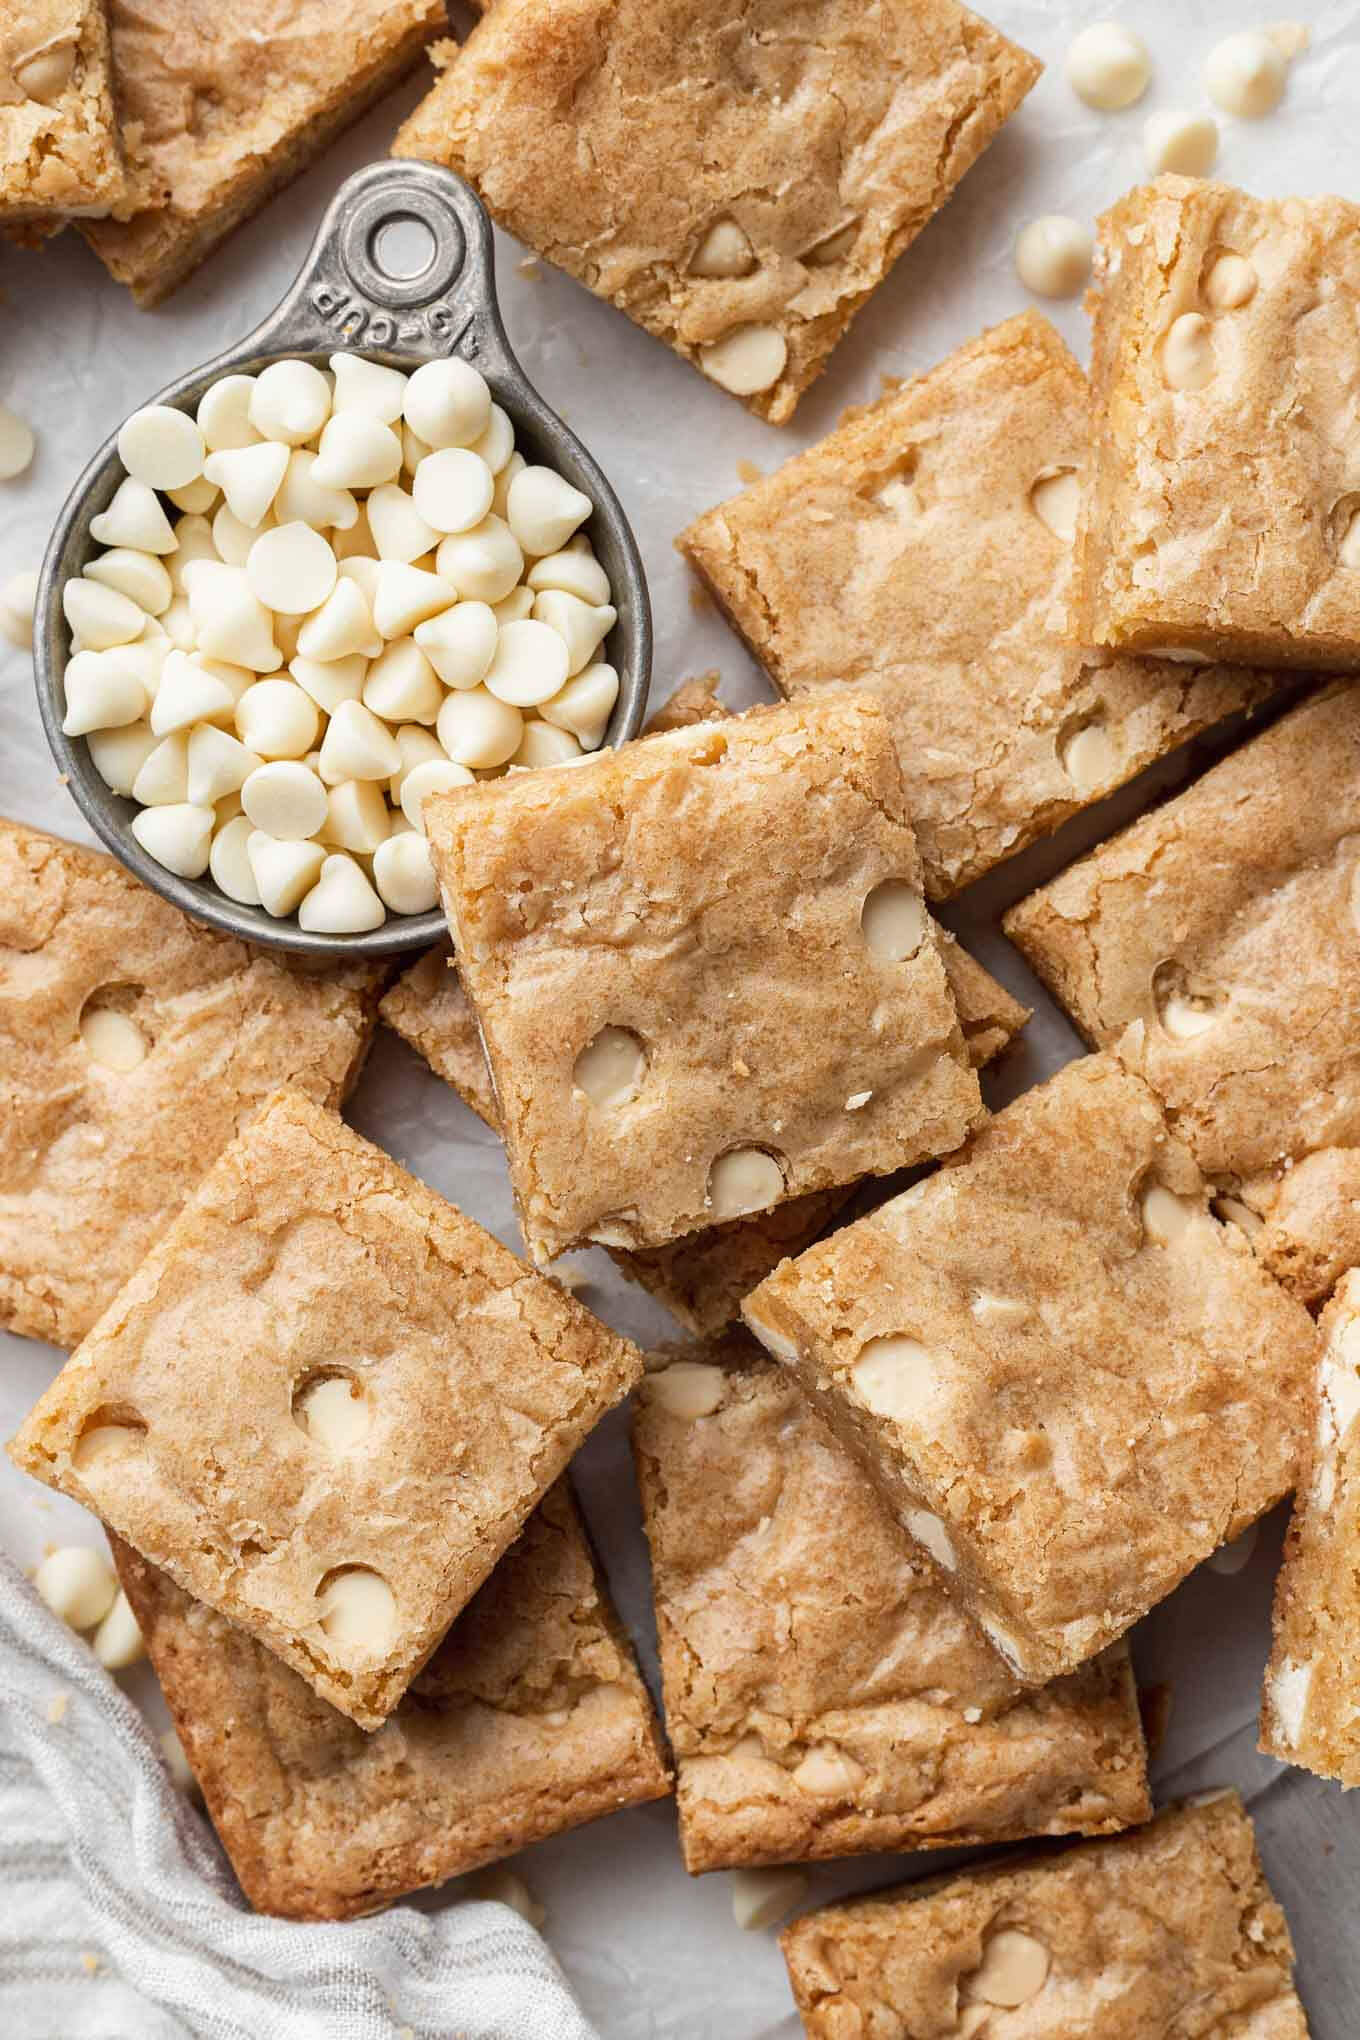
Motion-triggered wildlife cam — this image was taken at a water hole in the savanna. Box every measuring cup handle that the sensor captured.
[236,160,511,369]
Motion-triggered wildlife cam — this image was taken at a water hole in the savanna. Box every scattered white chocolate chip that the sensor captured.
[92,1590,145,1670]
[850,1335,941,1425]
[34,1547,118,1630]
[324,778,392,856]
[316,1566,398,1653]
[186,725,258,807]
[464,1867,545,1928]
[320,699,403,782]
[88,722,158,797]
[1206,29,1288,117]
[1144,110,1219,177]
[1334,501,1360,570]
[73,1420,144,1471]
[1269,1657,1314,1746]
[1203,251,1258,311]
[731,1867,808,1932]
[1014,216,1093,299]
[117,406,205,492]
[166,474,219,515]
[1029,468,1081,543]
[650,1361,725,1421]
[469,404,516,476]
[708,1147,784,1219]
[533,590,617,676]
[691,218,757,279]
[372,561,456,639]
[861,880,926,961]
[699,324,788,397]
[1065,22,1151,109]
[291,653,368,714]
[970,1292,1030,1328]
[963,1928,1052,2008]
[0,568,37,648]
[0,402,35,480]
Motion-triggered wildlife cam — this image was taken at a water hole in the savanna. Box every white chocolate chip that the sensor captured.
[117,406,205,492]
[90,478,177,554]
[241,760,328,840]
[699,324,788,397]
[324,779,392,856]
[62,578,146,651]
[861,880,927,962]
[196,374,260,453]
[186,724,259,806]
[468,404,516,476]
[1065,22,1151,108]
[464,1867,545,1928]
[412,447,495,535]
[650,1361,725,1421]
[299,851,386,933]
[491,450,526,519]
[526,548,611,606]
[512,721,583,769]
[1269,1658,1314,1747]
[1157,983,1220,1039]
[215,507,266,574]
[85,548,173,616]
[1162,313,1216,393]
[132,733,189,806]
[690,218,757,279]
[184,561,280,671]
[791,1745,864,1798]
[166,474,219,515]
[373,830,439,914]
[131,802,214,878]
[851,1335,941,1426]
[1334,501,1360,570]
[532,589,616,675]
[708,1147,784,1219]
[1059,718,1118,791]
[248,359,331,446]
[15,43,76,103]
[1144,111,1219,177]
[388,725,444,802]
[62,649,148,735]
[210,815,261,904]
[403,359,493,450]
[1207,1521,1259,1575]
[295,1374,371,1449]
[1014,217,1093,299]
[363,639,443,725]
[1213,1195,1264,1244]
[87,722,158,796]
[804,219,860,266]
[34,1548,118,1630]
[311,413,403,491]
[159,1727,200,1796]
[731,1867,808,1932]
[971,1292,1031,1328]
[235,678,319,760]
[316,1567,398,1655]
[290,653,369,715]
[507,467,594,557]
[296,579,380,663]
[1142,1181,1200,1244]
[1206,30,1288,117]
[372,561,456,639]
[80,1005,146,1071]
[247,832,326,917]
[436,516,525,603]
[0,400,34,481]
[903,1506,957,1571]
[329,352,407,423]
[273,449,359,533]
[1029,467,1081,543]
[539,662,619,749]
[92,1590,145,1670]
[484,618,571,707]
[150,651,236,737]
[1203,252,1258,311]
[367,482,439,564]
[0,567,37,647]
[399,758,475,833]
[203,443,289,529]
[574,1025,646,1108]
[318,699,403,782]
[493,586,535,626]
[72,1420,145,1471]
[963,1928,1051,2008]
[414,600,499,689]
[437,687,523,769]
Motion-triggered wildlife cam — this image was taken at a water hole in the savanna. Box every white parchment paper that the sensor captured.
[2,4,1359,2033]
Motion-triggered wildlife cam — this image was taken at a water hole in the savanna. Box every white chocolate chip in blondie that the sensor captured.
[791,1744,865,1798]
[1029,467,1081,543]
[1058,717,1117,791]
[1014,216,1093,299]
[731,1866,809,1932]
[79,1005,147,1072]
[1331,498,1360,569]
[903,1506,956,1571]
[1268,1657,1314,1747]
[1065,22,1151,108]
[73,1417,147,1472]
[1162,314,1216,392]
[574,1026,647,1108]
[963,1927,1052,2008]
[15,40,77,104]
[700,325,788,398]
[803,219,860,267]
[971,1291,1031,1328]
[708,1147,785,1219]
[651,1361,725,1421]
[1203,251,1258,311]
[851,1335,941,1425]
[1143,111,1219,177]
[861,880,927,961]
[294,1373,370,1452]
[1206,30,1288,117]
[1213,1194,1264,1243]
[316,1567,398,1656]
[690,218,757,279]
[1141,1181,1199,1244]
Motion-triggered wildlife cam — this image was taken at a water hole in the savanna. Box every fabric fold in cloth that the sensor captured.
[0,1555,600,2040]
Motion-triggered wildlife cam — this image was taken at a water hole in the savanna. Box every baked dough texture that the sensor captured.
[0,817,384,1350]
[426,697,982,1263]
[780,1794,1307,2038]
[10,1089,642,1728]
[83,0,445,304]
[113,1481,670,1920]
[743,1054,1318,1686]
[679,311,1274,896]
[1005,685,1360,1304]
[1073,174,1360,666]
[633,1341,1149,1873]
[0,0,126,222]
[392,0,1039,422]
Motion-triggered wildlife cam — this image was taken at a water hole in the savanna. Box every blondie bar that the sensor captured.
[83,0,444,305]
[743,1054,1318,1685]
[679,313,1271,896]
[427,698,982,1263]
[1005,685,1360,1303]
[0,818,382,1350]
[393,0,1039,423]
[1073,174,1360,666]
[10,1089,641,1728]
[112,1482,670,1918]
[1,0,126,223]
[634,1342,1149,1873]
[780,1794,1307,2037]
[1262,1271,1360,1785]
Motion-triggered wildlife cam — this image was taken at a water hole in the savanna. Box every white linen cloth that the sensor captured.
[0,1555,600,2040]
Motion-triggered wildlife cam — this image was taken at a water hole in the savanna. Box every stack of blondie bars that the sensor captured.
[6,0,1359,2029]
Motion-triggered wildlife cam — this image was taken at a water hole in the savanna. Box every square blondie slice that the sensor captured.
[1,0,126,223]
[780,1794,1307,2038]
[10,1090,642,1729]
[392,0,1039,424]
[426,698,983,1264]
[1074,174,1360,666]
[679,312,1273,897]
[112,1481,670,1919]
[1005,685,1360,1305]
[1262,1270,1360,1785]
[82,0,444,305]
[381,925,1024,1335]
[0,817,384,1350]
[634,1341,1149,1874]
[743,1054,1318,1686]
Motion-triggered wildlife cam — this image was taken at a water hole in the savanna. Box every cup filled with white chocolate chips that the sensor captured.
[33,161,651,952]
